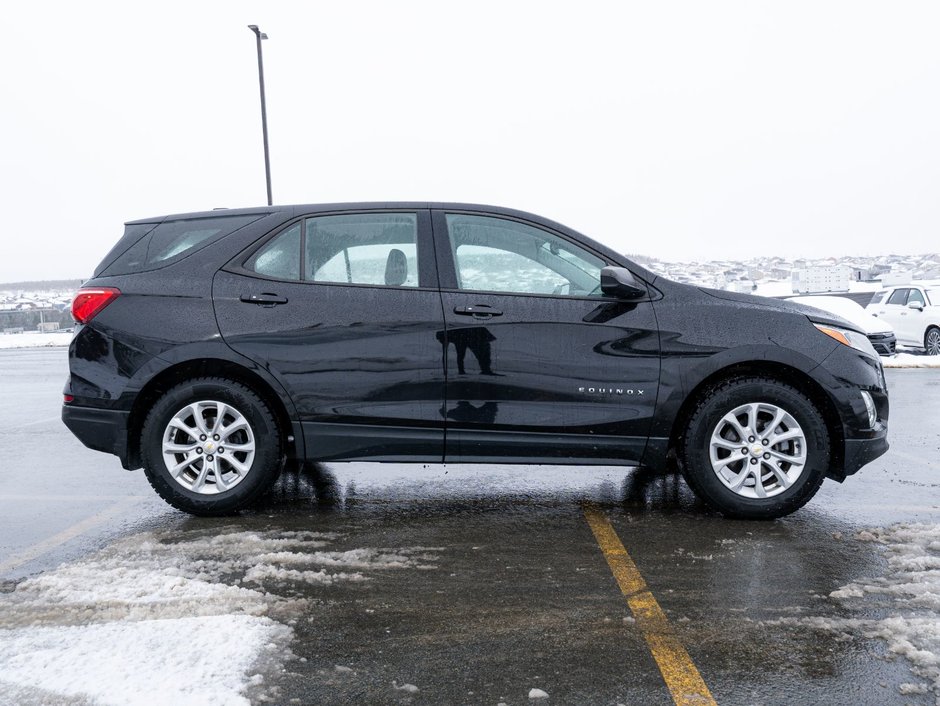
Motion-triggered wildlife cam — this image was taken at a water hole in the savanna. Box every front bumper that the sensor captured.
[842,422,889,477]
[867,332,897,357]
[61,404,131,468]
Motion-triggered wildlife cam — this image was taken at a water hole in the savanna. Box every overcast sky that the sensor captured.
[2,1,939,282]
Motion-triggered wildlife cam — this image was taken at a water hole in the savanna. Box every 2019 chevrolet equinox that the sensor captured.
[62,203,889,518]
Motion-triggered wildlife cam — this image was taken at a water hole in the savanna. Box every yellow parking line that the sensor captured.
[584,505,717,706]
[0,496,142,575]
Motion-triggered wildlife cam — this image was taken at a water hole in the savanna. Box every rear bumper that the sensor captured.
[61,404,131,469]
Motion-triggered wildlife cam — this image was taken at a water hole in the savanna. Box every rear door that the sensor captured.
[213,209,446,461]
[432,210,661,464]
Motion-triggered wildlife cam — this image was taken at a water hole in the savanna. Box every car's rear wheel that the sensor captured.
[926,327,940,356]
[140,378,282,515]
[679,376,829,519]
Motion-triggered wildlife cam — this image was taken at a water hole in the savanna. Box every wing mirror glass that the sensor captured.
[908,300,924,311]
[600,266,645,299]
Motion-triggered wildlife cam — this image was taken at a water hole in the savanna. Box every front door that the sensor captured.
[432,210,661,464]
[213,209,446,461]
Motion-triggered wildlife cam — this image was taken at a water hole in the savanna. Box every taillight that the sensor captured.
[64,394,74,403]
[71,287,121,324]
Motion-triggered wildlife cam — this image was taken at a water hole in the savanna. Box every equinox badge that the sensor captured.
[579,386,645,395]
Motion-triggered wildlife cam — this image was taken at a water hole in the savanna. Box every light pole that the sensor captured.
[248,25,272,206]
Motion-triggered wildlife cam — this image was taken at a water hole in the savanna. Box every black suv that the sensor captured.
[63,203,888,519]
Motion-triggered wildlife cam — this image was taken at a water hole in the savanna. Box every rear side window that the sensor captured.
[247,213,420,287]
[103,214,262,275]
[868,291,888,305]
[886,288,909,305]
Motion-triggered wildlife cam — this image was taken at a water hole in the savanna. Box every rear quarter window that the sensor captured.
[101,214,263,275]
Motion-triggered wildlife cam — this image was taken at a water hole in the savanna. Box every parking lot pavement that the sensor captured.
[1,348,939,705]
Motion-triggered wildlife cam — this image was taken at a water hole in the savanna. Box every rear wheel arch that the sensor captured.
[667,361,845,478]
[126,358,298,469]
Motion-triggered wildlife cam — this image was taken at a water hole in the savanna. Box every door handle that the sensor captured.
[454,304,502,317]
[240,293,288,307]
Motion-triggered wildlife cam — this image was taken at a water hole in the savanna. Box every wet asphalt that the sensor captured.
[1,347,939,705]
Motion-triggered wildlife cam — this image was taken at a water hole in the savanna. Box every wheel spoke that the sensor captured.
[751,468,767,497]
[223,442,255,453]
[768,449,805,467]
[169,456,197,478]
[191,459,210,491]
[164,442,198,454]
[761,408,785,438]
[168,418,197,437]
[746,403,759,437]
[764,460,793,488]
[213,403,229,433]
[189,403,211,435]
[720,412,749,442]
[710,435,742,452]
[224,456,251,474]
[769,429,802,445]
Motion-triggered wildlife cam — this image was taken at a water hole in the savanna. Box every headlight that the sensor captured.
[813,323,878,358]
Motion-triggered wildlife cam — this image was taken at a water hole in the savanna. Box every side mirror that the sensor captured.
[600,266,645,299]
[908,300,924,311]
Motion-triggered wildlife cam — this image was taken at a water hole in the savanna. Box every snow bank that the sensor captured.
[0,527,442,705]
[777,523,940,701]
[0,331,72,349]
[883,353,940,369]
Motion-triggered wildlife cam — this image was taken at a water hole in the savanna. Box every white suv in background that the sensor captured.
[867,283,940,355]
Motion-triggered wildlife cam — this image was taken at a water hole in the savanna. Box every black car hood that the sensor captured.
[699,287,863,334]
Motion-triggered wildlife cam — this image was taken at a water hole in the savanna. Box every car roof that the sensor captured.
[126,202,564,225]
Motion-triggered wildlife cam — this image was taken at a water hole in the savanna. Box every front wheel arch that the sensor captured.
[667,361,845,479]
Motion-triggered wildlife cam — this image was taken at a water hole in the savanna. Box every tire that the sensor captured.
[678,376,829,520]
[926,327,940,356]
[140,377,283,515]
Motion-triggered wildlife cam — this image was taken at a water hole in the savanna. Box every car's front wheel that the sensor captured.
[140,377,282,515]
[679,376,829,519]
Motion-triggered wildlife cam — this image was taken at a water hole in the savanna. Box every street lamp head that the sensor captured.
[248,25,268,39]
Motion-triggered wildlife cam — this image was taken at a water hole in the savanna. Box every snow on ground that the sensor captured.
[0,331,72,348]
[883,352,940,369]
[0,527,442,705]
[771,524,940,701]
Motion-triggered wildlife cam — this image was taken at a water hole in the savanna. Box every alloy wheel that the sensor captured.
[708,402,807,499]
[161,400,256,494]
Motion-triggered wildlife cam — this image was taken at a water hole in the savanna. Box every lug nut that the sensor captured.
[748,436,755,443]
[741,448,748,454]
[763,453,771,459]
[218,447,224,454]
[207,455,214,461]
[213,434,220,441]
[762,439,769,445]
[196,448,203,454]
[750,458,758,464]
[200,435,207,441]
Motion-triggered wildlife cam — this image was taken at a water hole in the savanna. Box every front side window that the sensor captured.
[445,214,605,296]
[908,289,926,307]
[886,288,909,306]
